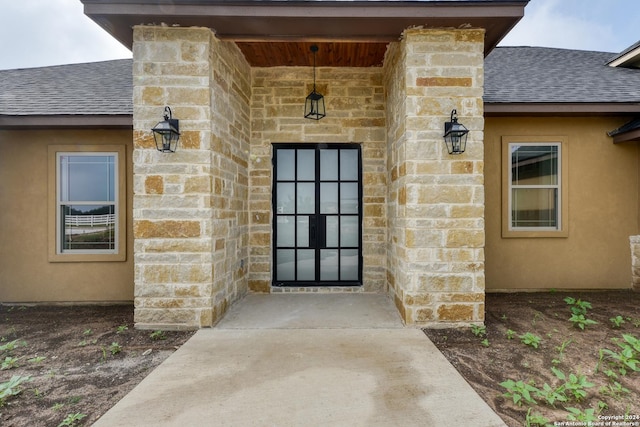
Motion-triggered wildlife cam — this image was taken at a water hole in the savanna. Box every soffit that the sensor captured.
[82,0,528,67]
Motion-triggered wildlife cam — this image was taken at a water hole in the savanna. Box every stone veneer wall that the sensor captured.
[630,236,640,291]
[132,26,250,329]
[249,67,387,293]
[384,29,486,326]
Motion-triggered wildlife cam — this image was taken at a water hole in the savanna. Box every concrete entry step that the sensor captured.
[216,293,404,329]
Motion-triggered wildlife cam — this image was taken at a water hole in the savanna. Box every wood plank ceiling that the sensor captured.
[236,42,390,67]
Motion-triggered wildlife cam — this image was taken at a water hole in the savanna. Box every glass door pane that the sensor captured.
[273,144,362,286]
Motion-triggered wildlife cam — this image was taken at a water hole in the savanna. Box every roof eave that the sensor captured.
[611,128,640,144]
[484,102,640,116]
[0,115,133,130]
[82,0,528,56]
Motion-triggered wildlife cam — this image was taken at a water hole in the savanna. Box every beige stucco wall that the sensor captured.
[0,129,134,302]
[485,116,639,290]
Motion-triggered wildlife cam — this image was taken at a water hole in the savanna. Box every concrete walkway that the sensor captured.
[93,294,506,426]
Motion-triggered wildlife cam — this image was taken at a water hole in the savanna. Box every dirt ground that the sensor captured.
[425,291,640,427]
[0,305,193,427]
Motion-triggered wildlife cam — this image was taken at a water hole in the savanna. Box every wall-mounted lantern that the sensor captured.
[304,45,326,120]
[443,109,469,155]
[151,106,180,153]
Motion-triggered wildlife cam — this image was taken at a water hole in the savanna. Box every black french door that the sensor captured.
[272,143,363,286]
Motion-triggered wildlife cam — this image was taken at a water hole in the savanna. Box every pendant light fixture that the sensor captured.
[304,45,326,120]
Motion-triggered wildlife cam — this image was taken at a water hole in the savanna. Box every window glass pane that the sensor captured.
[60,155,115,202]
[320,150,338,181]
[320,249,339,281]
[340,249,359,280]
[297,183,315,214]
[297,249,315,280]
[511,145,558,186]
[277,150,295,180]
[297,150,315,181]
[340,216,359,247]
[276,216,295,247]
[61,204,115,250]
[276,183,295,214]
[340,183,358,214]
[276,249,295,281]
[326,216,339,247]
[340,150,358,181]
[297,216,309,247]
[320,183,338,214]
[511,188,558,228]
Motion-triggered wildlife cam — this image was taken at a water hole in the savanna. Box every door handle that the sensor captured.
[309,216,316,247]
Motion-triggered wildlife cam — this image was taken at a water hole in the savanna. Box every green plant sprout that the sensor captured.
[519,332,542,349]
[150,330,167,341]
[566,407,597,424]
[58,412,86,427]
[1,356,22,370]
[564,297,592,315]
[116,325,128,334]
[470,324,486,337]
[109,342,122,355]
[569,314,598,330]
[27,356,46,364]
[610,315,626,328]
[500,379,539,406]
[506,329,516,340]
[0,375,31,406]
[524,408,552,427]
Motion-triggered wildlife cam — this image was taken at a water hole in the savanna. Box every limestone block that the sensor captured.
[446,229,484,248]
[134,220,201,238]
[437,304,475,322]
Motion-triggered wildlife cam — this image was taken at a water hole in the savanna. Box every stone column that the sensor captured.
[132,26,216,329]
[630,236,640,291]
[385,29,486,326]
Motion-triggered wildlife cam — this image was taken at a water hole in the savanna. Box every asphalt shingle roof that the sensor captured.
[1,46,640,118]
[0,59,132,116]
[484,46,640,104]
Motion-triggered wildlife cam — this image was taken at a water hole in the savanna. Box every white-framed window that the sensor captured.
[49,145,126,262]
[502,137,568,238]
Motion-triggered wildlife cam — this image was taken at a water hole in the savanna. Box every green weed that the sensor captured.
[1,356,22,370]
[524,408,552,427]
[566,407,597,423]
[0,375,31,406]
[500,379,539,406]
[610,315,626,328]
[58,412,86,427]
[470,324,486,337]
[569,314,598,330]
[109,342,122,355]
[150,330,167,341]
[519,332,542,349]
